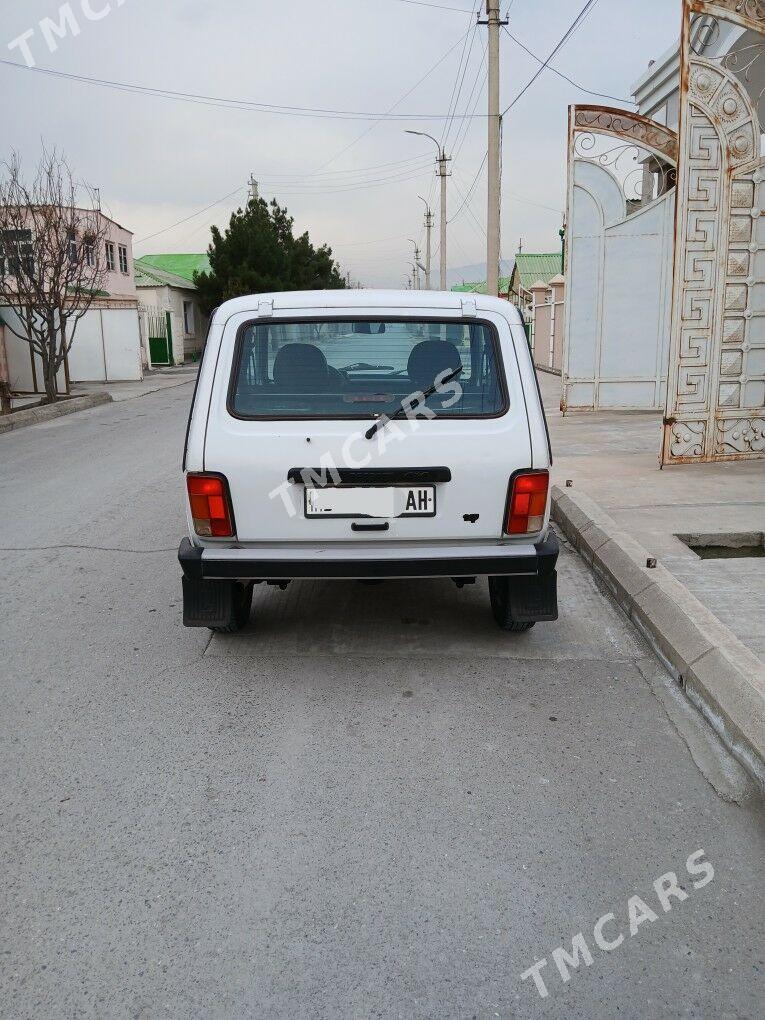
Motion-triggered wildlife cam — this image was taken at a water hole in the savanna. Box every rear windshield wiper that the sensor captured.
[364,365,463,441]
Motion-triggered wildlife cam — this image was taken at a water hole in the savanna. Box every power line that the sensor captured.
[453,173,487,238]
[501,0,601,116]
[441,3,481,149]
[388,0,475,11]
[0,56,490,122]
[449,153,487,223]
[315,24,475,170]
[332,234,412,247]
[502,25,634,105]
[450,36,488,160]
[451,0,601,225]
[251,153,433,180]
[134,187,246,245]
[256,167,434,196]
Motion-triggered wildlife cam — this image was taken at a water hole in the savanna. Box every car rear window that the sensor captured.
[228,318,507,420]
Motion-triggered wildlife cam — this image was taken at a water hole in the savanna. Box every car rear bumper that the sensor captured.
[178,531,559,581]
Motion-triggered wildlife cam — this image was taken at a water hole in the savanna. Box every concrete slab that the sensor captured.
[551,481,765,792]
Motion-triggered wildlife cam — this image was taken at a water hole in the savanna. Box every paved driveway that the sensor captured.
[1,384,763,1018]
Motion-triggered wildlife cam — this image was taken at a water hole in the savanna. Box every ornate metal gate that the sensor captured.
[563,106,678,411]
[663,0,765,462]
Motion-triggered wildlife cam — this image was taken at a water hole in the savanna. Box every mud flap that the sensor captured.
[508,570,559,622]
[182,576,237,628]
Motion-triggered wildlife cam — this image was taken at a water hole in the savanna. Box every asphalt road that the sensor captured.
[1,384,763,1020]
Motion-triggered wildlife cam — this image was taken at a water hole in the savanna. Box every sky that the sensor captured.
[0,0,682,287]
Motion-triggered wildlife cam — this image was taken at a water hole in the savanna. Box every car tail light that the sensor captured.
[505,470,549,535]
[187,473,235,537]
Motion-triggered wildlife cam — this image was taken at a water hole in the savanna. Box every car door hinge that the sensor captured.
[256,299,274,319]
[461,298,477,318]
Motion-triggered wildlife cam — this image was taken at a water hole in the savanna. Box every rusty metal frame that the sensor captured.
[689,0,765,35]
[571,105,679,164]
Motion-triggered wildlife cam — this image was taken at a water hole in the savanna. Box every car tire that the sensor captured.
[210,582,253,633]
[488,576,535,632]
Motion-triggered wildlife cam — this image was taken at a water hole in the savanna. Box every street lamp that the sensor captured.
[406,129,450,290]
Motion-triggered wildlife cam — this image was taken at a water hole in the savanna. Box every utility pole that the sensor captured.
[406,130,450,290]
[408,240,421,290]
[419,195,433,290]
[248,174,259,202]
[481,2,507,297]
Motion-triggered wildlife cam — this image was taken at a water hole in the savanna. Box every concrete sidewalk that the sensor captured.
[3,366,197,434]
[8,365,198,411]
[540,373,765,663]
[72,364,198,403]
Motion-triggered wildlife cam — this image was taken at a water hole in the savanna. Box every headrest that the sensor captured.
[272,343,328,391]
[407,339,463,392]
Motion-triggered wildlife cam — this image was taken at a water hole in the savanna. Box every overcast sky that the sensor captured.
[1,0,681,286]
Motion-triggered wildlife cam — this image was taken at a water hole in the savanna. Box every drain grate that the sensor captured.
[676,532,765,560]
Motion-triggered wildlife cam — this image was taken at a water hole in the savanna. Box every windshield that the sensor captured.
[228,318,506,419]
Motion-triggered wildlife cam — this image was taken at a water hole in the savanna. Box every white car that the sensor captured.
[180,290,558,633]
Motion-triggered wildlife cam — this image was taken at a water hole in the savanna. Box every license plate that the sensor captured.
[305,485,436,519]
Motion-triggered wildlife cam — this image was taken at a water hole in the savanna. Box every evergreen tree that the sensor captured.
[194,197,345,314]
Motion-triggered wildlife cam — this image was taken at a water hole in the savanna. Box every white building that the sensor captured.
[1,210,144,394]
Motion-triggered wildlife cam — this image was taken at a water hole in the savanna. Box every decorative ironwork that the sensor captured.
[572,136,676,207]
[573,106,678,163]
[691,0,765,32]
[663,30,765,464]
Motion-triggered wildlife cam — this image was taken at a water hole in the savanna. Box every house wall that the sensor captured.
[102,219,138,298]
[530,280,565,375]
[3,209,138,299]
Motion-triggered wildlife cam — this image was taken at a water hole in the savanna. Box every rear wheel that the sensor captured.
[488,576,535,632]
[210,582,253,633]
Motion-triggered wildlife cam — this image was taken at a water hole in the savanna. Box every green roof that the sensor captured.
[135,253,211,284]
[512,253,563,293]
[135,262,198,291]
[451,276,511,295]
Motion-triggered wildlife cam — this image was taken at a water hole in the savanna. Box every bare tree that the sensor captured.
[0,149,109,403]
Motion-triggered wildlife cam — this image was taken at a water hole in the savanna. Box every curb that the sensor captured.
[551,484,765,794]
[0,392,112,435]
